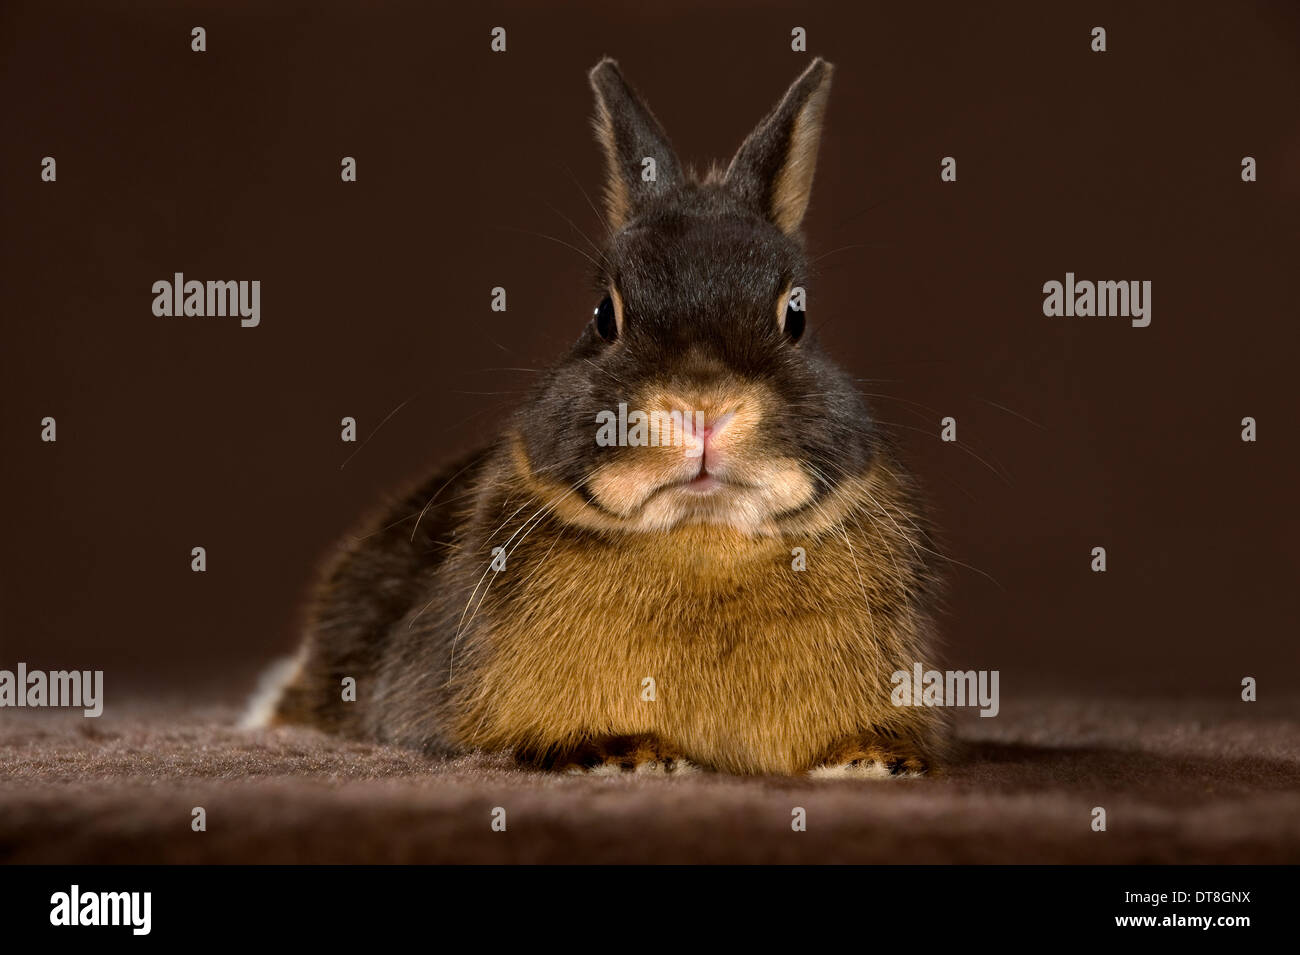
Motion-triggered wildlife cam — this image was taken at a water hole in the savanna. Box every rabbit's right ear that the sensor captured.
[724,58,833,236]
[589,59,684,231]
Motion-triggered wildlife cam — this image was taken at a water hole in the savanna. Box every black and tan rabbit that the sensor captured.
[252,57,947,776]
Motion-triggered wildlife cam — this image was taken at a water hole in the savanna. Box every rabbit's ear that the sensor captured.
[589,58,684,231]
[724,58,834,235]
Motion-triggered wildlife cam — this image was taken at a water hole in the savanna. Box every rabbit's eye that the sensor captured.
[594,294,618,342]
[783,302,806,343]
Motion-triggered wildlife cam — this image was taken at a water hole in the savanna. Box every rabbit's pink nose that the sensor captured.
[683,411,735,462]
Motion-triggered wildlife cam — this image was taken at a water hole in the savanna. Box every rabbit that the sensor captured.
[254,56,948,777]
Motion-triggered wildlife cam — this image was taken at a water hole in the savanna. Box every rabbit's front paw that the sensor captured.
[809,735,931,778]
[559,734,699,776]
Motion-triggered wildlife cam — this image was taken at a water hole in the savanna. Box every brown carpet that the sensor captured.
[2,695,1298,864]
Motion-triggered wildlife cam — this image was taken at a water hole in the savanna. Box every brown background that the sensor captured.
[2,0,1297,698]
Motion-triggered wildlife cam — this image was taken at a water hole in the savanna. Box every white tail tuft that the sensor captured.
[238,649,306,729]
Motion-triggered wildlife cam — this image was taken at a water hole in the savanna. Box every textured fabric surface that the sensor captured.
[1,695,1297,864]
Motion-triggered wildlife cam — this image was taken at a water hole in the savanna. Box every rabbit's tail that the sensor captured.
[238,648,307,729]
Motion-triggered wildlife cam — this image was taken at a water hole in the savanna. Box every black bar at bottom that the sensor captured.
[0,863,1284,941]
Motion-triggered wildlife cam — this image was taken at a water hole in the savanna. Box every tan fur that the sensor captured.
[591,96,631,230]
[447,439,945,776]
[608,285,626,336]
[775,283,794,332]
[722,60,834,236]
[770,71,832,234]
[584,374,805,533]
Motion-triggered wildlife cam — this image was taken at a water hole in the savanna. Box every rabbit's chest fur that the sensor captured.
[450,492,938,775]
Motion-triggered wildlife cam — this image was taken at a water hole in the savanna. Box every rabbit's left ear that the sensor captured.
[589,58,684,231]
[724,58,834,235]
